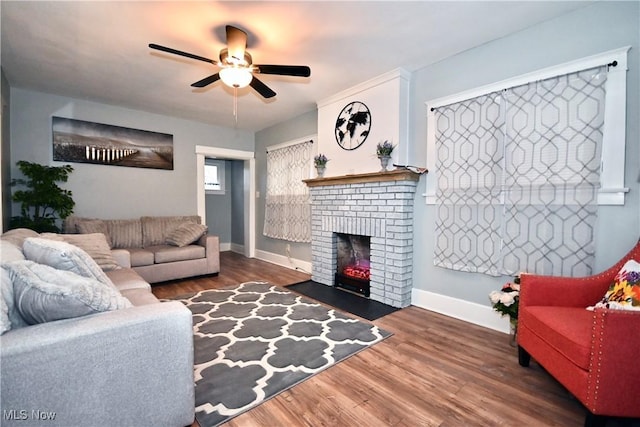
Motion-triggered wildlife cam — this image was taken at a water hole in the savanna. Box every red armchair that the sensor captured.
[517,239,640,427]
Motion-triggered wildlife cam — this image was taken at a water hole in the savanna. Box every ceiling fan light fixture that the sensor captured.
[219,67,253,88]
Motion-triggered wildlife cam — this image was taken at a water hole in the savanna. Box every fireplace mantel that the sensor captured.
[303,169,422,187]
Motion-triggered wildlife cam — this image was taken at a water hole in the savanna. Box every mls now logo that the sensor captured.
[3,409,56,421]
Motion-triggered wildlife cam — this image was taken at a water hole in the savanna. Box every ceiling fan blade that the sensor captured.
[191,73,221,88]
[149,43,216,65]
[249,76,276,98]
[226,25,247,63]
[255,64,311,77]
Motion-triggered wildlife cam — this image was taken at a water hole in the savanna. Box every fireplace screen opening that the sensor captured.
[335,233,371,297]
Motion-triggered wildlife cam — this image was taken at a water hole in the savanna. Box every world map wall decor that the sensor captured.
[334,101,371,150]
[52,117,174,170]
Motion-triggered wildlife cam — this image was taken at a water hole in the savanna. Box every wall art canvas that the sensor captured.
[52,117,173,170]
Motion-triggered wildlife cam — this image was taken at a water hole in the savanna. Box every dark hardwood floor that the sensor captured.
[152,251,589,427]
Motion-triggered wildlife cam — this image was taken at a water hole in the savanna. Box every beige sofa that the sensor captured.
[64,215,220,283]
[0,228,195,427]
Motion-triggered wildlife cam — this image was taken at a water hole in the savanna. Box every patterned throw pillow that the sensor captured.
[595,259,640,310]
[165,223,208,247]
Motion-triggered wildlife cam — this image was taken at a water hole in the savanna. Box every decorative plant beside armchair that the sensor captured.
[489,275,520,344]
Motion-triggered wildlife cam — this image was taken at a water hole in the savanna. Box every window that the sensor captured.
[204,159,225,195]
[425,47,629,277]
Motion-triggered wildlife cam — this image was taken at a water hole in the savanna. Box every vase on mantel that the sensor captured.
[315,165,326,178]
[378,155,391,172]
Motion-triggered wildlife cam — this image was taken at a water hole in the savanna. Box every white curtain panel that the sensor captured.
[434,66,607,276]
[263,140,313,243]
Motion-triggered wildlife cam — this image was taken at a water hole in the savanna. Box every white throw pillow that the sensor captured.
[22,237,116,290]
[0,239,26,263]
[7,260,131,325]
[0,288,10,335]
[40,232,120,271]
[1,267,28,331]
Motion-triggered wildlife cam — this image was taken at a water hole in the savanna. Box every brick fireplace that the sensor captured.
[304,170,420,308]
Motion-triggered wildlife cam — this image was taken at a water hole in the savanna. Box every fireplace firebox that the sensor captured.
[335,233,370,297]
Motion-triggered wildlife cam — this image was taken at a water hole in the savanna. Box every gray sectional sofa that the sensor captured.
[64,215,220,283]
[0,228,195,427]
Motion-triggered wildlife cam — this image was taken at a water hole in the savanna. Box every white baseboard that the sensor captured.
[219,242,231,252]
[230,243,244,254]
[411,288,510,334]
[254,249,312,275]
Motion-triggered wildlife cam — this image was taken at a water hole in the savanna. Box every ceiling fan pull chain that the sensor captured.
[233,87,238,125]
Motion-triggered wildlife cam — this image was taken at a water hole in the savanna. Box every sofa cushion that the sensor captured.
[106,268,151,292]
[77,219,113,248]
[594,259,640,311]
[1,228,39,249]
[22,237,115,290]
[141,216,200,247]
[128,248,155,267]
[521,306,593,370]
[41,232,120,272]
[166,222,207,247]
[7,260,131,325]
[106,219,142,249]
[148,244,206,264]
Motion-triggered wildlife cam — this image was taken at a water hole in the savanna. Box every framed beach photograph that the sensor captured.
[52,117,174,170]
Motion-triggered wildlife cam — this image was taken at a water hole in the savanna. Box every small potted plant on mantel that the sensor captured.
[376,140,395,172]
[314,154,329,177]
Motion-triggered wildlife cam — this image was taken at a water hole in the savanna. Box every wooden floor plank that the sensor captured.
[152,251,588,427]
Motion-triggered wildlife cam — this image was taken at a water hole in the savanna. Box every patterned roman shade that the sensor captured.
[434,66,607,276]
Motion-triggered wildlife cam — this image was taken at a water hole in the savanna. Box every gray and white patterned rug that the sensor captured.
[172,281,392,427]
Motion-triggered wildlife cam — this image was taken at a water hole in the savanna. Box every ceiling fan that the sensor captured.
[149,25,311,99]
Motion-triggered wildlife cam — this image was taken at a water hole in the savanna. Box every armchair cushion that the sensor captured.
[521,306,593,370]
[594,259,640,311]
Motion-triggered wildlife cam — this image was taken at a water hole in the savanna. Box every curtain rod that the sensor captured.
[266,139,314,153]
[430,61,618,112]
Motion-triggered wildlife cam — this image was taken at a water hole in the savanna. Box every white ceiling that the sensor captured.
[1,1,593,132]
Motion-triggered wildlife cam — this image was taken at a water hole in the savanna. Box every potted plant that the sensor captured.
[10,160,75,232]
[376,140,395,171]
[314,154,329,177]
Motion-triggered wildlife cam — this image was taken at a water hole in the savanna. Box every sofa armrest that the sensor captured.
[198,234,220,274]
[586,309,640,416]
[111,248,131,268]
[0,302,194,427]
